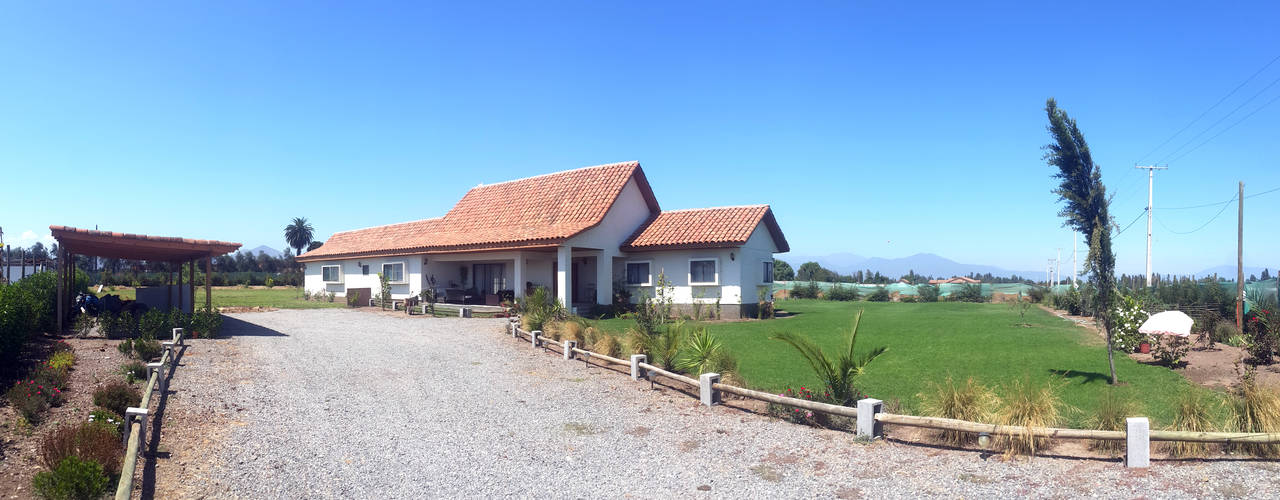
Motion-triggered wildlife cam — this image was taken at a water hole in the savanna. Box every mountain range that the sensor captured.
[244,245,284,258]
[779,253,1040,279]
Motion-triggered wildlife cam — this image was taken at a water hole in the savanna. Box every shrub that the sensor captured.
[190,310,223,339]
[675,327,724,375]
[647,324,687,371]
[563,322,589,347]
[138,309,167,339]
[917,376,999,447]
[624,327,650,356]
[1227,371,1280,457]
[40,423,122,477]
[916,284,940,303]
[994,378,1065,457]
[31,456,110,500]
[825,284,859,301]
[520,287,565,332]
[72,314,96,338]
[767,386,841,427]
[347,293,361,307]
[120,362,147,384]
[47,351,76,372]
[7,368,66,423]
[1110,294,1149,353]
[789,281,820,300]
[1087,389,1141,454]
[950,284,986,303]
[771,310,886,406]
[591,334,622,358]
[1214,320,1242,344]
[93,382,141,417]
[1152,335,1190,367]
[88,409,125,436]
[1027,286,1047,304]
[132,337,163,361]
[864,287,890,302]
[1164,390,1218,458]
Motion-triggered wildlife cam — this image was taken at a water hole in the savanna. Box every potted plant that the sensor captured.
[1139,340,1151,354]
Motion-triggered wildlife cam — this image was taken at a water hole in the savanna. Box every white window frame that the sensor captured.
[763,260,774,284]
[321,265,343,284]
[688,258,719,286]
[625,260,653,287]
[381,261,408,285]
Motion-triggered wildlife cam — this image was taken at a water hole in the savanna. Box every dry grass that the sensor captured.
[1087,389,1142,454]
[1163,390,1219,458]
[994,378,1066,458]
[917,375,999,447]
[1227,374,1280,457]
[592,335,622,358]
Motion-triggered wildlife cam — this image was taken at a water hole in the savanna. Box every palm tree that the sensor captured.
[284,217,314,258]
[771,309,886,406]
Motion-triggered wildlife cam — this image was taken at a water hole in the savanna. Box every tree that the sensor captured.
[284,217,314,258]
[1263,269,1272,281]
[307,240,324,251]
[796,261,826,281]
[1043,98,1119,384]
[773,260,795,281]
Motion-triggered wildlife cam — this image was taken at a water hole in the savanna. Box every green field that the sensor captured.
[592,300,1221,427]
[94,286,344,309]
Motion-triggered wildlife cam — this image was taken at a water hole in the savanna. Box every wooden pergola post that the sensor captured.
[175,260,183,311]
[188,259,195,313]
[56,247,64,333]
[204,255,212,312]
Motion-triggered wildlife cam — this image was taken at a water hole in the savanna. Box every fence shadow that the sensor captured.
[219,316,289,337]
[139,343,186,499]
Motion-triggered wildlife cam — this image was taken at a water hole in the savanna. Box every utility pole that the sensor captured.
[1237,181,1245,330]
[1136,165,1168,288]
[1072,236,1078,288]
[1055,247,1062,286]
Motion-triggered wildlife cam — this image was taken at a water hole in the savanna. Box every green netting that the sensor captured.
[775,281,1042,297]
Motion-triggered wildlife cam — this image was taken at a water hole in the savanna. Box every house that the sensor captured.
[297,161,789,318]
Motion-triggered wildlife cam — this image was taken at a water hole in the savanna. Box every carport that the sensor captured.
[49,225,242,332]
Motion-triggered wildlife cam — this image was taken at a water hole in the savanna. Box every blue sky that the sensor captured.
[2,1,1278,275]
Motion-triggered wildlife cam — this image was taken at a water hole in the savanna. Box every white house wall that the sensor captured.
[738,223,781,304]
[304,257,423,299]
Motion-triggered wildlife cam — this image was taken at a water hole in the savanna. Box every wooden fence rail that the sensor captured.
[114,328,184,500]
[507,318,1280,468]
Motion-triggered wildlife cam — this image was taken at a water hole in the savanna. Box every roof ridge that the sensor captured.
[330,217,442,236]
[657,204,769,214]
[470,161,639,189]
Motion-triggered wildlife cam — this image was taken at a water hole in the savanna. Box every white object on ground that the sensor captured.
[1138,310,1193,337]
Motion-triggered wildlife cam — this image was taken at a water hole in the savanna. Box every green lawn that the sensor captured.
[94,286,344,309]
[592,299,1222,427]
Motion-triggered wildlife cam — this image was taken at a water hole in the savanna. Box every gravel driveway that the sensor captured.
[148,309,1280,499]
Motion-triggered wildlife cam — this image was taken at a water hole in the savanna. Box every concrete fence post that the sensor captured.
[172,327,183,345]
[162,341,176,361]
[856,398,884,439]
[630,354,648,381]
[531,330,542,348]
[461,307,473,318]
[1126,417,1150,468]
[124,407,149,446]
[147,362,165,393]
[564,341,577,360]
[700,372,721,406]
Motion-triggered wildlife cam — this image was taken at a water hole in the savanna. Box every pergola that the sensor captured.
[49,226,242,332]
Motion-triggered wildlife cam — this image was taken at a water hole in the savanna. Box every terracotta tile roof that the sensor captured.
[620,205,790,252]
[298,161,661,261]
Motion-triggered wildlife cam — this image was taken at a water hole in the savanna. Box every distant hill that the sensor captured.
[780,252,1039,280]
[245,245,284,258]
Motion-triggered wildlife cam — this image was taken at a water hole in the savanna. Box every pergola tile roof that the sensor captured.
[620,205,790,252]
[49,225,242,261]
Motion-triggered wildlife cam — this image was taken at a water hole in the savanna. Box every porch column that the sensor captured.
[513,251,525,299]
[596,251,614,305]
[556,245,571,307]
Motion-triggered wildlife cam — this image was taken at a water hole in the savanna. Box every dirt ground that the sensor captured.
[0,334,138,499]
[1040,305,1280,389]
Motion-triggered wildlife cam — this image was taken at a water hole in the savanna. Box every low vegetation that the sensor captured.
[917,376,999,447]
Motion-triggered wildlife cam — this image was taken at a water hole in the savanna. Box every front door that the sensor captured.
[572,262,580,303]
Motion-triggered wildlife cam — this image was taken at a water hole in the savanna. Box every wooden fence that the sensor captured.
[114,328,185,500]
[506,318,1280,468]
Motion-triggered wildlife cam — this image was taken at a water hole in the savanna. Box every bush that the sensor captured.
[40,423,122,477]
[789,281,820,300]
[1227,371,1280,457]
[1152,335,1190,367]
[675,327,725,375]
[916,285,940,303]
[47,351,76,372]
[994,378,1065,457]
[1087,389,1141,454]
[31,456,110,500]
[591,334,622,358]
[520,287,565,332]
[133,337,163,361]
[917,376,999,447]
[1164,390,1218,458]
[93,381,141,417]
[120,361,147,384]
[138,309,167,339]
[1214,320,1242,344]
[190,310,223,339]
[1027,286,1047,304]
[7,369,67,423]
[865,287,890,302]
[88,409,124,436]
[949,284,986,303]
[766,386,844,427]
[825,284,859,301]
[1110,295,1149,353]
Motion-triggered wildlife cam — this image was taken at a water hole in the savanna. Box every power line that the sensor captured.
[1166,91,1280,164]
[1155,194,1237,235]
[1137,52,1280,164]
[1158,185,1280,210]
[1114,209,1147,237]
[1158,73,1280,164]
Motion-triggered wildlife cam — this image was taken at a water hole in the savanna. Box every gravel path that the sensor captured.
[151,309,1280,499]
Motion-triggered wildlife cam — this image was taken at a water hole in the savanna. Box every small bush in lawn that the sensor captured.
[31,456,110,500]
[789,281,820,300]
[916,284,940,303]
[1164,390,1218,458]
[864,287,890,302]
[1227,370,1280,457]
[1087,389,1142,454]
[88,409,125,436]
[994,378,1066,458]
[592,334,622,358]
[47,351,76,372]
[825,284,859,301]
[917,376,999,447]
[40,422,122,477]
[949,284,987,303]
[93,382,141,417]
[120,361,147,384]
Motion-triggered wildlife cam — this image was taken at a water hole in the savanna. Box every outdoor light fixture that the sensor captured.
[730,252,735,261]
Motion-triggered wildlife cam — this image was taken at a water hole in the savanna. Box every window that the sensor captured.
[382,262,406,284]
[626,262,651,286]
[321,265,342,283]
[689,259,718,285]
[472,263,506,295]
[763,261,774,283]
[362,265,369,275]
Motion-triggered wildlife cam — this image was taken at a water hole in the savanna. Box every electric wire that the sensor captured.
[1166,91,1280,164]
[1136,52,1280,164]
[1158,73,1280,164]
[1113,209,1148,237]
[1158,185,1280,210]
[1155,195,1236,235]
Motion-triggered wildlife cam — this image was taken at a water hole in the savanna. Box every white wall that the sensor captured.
[304,257,423,300]
[620,222,780,306]
[738,223,782,304]
[564,176,656,304]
